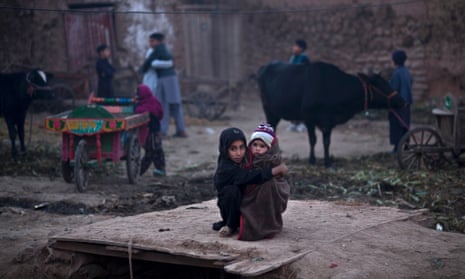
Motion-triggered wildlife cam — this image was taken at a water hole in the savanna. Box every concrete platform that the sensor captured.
[48,200,422,277]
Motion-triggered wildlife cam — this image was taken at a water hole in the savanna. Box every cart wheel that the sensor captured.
[62,160,73,183]
[126,134,141,184]
[397,126,446,170]
[75,139,89,192]
[452,151,465,166]
[192,91,227,121]
[49,83,75,113]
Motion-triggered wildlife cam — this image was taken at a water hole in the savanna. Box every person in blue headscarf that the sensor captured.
[389,50,413,152]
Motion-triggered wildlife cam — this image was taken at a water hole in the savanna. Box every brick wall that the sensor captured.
[239,0,465,102]
[1,0,464,102]
[0,0,68,72]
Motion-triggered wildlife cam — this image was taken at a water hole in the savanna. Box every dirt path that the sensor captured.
[0,94,464,278]
[164,93,392,174]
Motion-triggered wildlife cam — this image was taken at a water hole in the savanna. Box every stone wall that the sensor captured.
[240,0,465,102]
[1,0,464,102]
[0,0,68,72]
[112,0,182,70]
[0,0,182,95]
[0,1,180,74]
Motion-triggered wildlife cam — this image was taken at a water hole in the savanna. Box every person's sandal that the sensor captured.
[173,131,188,138]
[219,226,232,237]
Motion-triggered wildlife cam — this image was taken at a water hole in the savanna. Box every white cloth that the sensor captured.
[142,48,173,95]
[250,131,274,148]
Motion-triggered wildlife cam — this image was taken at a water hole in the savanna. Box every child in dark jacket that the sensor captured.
[135,84,166,176]
[96,44,115,98]
[213,127,288,237]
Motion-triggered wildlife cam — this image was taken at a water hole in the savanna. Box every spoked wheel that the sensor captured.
[397,126,447,170]
[49,83,75,113]
[126,134,141,184]
[452,151,465,166]
[191,91,227,121]
[62,160,73,183]
[74,139,89,192]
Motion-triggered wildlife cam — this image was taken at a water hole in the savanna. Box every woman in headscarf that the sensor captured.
[135,84,166,176]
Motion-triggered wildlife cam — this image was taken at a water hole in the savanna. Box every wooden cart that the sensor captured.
[397,94,465,170]
[46,72,90,113]
[44,67,139,113]
[44,94,149,192]
[181,75,256,121]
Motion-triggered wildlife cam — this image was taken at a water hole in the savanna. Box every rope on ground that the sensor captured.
[128,237,133,279]
[325,209,427,244]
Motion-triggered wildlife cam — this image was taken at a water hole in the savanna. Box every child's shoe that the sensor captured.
[153,169,166,177]
[212,221,225,231]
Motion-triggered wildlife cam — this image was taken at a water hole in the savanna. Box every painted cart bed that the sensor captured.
[44,94,149,192]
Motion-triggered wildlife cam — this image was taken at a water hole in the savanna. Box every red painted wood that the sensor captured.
[62,133,69,161]
[65,11,115,78]
[70,134,75,160]
[96,134,102,164]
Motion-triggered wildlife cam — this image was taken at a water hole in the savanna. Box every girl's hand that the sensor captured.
[272,163,288,176]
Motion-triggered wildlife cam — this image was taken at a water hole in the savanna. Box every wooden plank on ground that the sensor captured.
[49,200,423,277]
[49,241,226,269]
[224,251,310,276]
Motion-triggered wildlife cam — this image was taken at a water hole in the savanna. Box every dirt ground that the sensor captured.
[0,93,464,278]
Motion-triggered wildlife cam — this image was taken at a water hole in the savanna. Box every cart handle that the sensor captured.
[88,92,136,106]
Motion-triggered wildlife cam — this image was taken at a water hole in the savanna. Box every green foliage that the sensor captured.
[288,153,465,233]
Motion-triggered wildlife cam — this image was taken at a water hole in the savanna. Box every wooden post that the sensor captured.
[96,134,102,164]
[69,134,75,160]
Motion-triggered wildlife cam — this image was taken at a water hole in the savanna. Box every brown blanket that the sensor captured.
[238,143,290,241]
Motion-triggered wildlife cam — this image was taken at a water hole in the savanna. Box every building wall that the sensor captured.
[0,0,68,72]
[0,0,181,95]
[1,0,464,101]
[113,0,179,70]
[240,0,465,102]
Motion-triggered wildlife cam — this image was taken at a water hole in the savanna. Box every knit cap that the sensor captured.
[249,123,276,148]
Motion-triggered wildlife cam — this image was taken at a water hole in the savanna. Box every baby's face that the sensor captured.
[250,139,269,156]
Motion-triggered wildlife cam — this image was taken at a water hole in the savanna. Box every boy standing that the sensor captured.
[389,50,413,152]
[96,44,115,98]
[288,39,310,132]
[289,39,310,65]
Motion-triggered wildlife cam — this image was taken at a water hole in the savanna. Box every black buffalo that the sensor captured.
[258,61,406,167]
[0,69,53,160]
